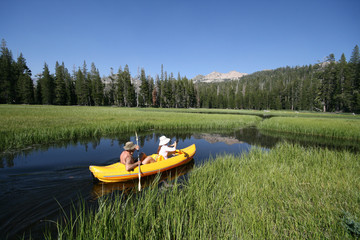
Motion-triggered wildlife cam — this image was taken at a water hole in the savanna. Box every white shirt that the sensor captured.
[159,145,176,160]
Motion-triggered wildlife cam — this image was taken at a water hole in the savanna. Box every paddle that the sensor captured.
[135,131,141,191]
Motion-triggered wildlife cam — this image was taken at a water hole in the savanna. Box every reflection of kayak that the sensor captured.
[91,159,194,198]
[89,144,196,183]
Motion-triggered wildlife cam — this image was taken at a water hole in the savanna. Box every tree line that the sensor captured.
[0,39,197,108]
[197,45,360,113]
[1,38,359,113]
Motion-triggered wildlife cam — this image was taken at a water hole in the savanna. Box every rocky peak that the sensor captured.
[192,70,247,83]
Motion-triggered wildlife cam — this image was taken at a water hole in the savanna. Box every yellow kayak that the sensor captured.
[91,160,194,198]
[89,144,196,183]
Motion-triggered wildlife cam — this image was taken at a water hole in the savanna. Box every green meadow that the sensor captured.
[50,143,360,239]
[1,105,360,238]
[258,116,360,140]
[0,105,261,151]
[1,105,360,151]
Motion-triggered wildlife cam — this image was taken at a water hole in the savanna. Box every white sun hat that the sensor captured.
[159,135,170,146]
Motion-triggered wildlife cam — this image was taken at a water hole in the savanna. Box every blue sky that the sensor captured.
[1,0,359,79]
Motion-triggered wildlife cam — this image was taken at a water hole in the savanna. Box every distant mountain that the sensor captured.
[192,71,248,83]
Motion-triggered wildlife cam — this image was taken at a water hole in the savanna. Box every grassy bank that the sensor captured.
[0,105,261,151]
[258,117,360,140]
[51,143,360,239]
[2,105,360,151]
[155,108,360,119]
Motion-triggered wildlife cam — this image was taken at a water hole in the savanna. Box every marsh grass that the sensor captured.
[51,143,360,239]
[2,105,359,151]
[0,105,261,151]
[259,117,360,141]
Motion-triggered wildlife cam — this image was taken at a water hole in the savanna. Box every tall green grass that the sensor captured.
[2,105,360,151]
[0,105,261,151]
[259,117,360,141]
[50,143,360,239]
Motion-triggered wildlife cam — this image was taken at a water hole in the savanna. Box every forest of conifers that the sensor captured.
[1,39,359,113]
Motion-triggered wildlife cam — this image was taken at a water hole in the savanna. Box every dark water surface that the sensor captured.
[0,128,357,239]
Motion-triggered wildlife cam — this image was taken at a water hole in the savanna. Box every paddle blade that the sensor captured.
[138,168,141,191]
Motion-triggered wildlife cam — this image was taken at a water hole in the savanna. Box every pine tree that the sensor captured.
[82,61,92,105]
[161,64,164,81]
[0,39,16,103]
[152,80,158,107]
[139,68,149,107]
[148,75,154,106]
[123,65,136,107]
[336,54,351,111]
[90,63,104,106]
[64,64,76,105]
[159,78,164,108]
[349,45,360,112]
[227,84,236,109]
[75,68,87,105]
[350,45,360,66]
[152,75,160,107]
[15,53,34,104]
[35,75,42,104]
[105,68,117,105]
[54,61,67,105]
[116,67,125,106]
[163,79,172,108]
[317,54,337,112]
[40,63,54,104]
[186,78,196,108]
[174,73,182,108]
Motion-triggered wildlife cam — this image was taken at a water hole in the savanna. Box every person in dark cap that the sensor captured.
[120,141,155,171]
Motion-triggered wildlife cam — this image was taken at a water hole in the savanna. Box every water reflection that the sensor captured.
[2,127,359,169]
[0,129,263,168]
[0,136,105,168]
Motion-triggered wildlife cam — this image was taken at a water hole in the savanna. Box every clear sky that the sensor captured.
[1,0,359,79]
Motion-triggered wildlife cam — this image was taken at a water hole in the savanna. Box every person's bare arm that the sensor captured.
[165,142,178,157]
[170,141,177,149]
[125,156,140,171]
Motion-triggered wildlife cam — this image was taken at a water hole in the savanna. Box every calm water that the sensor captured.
[0,128,357,239]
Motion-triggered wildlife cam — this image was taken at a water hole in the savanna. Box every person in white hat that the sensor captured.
[120,141,155,171]
[157,135,177,160]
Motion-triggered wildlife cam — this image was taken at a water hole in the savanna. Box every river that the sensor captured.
[0,128,357,239]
